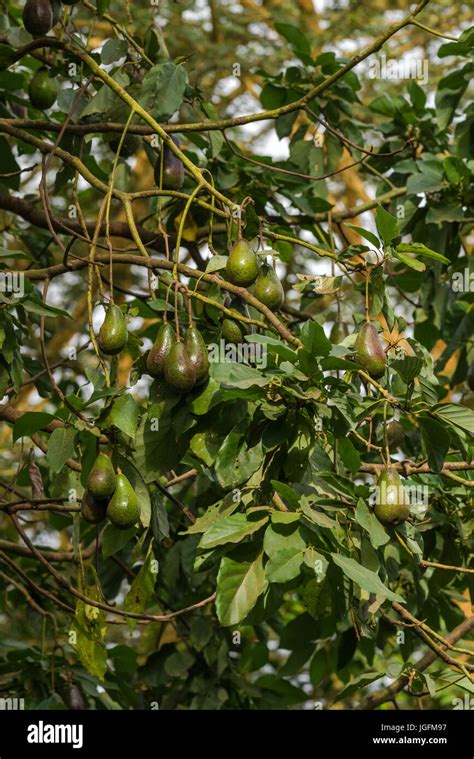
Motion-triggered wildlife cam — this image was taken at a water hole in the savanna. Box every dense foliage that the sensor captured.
[0,0,472,711]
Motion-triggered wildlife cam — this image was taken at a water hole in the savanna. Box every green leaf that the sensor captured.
[396,242,449,265]
[355,499,390,550]
[124,542,157,630]
[46,427,76,473]
[265,547,304,583]
[375,206,399,245]
[205,255,227,272]
[108,394,140,438]
[333,671,383,703]
[199,513,268,549]
[417,415,450,472]
[393,249,426,272]
[13,412,56,442]
[101,39,128,64]
[434,404,474,438]
[346,225,380,248]
[210,361,269,389]
[139,62,187,120]
[300,320,331,357]
[331,553,405,603]
[216,551,266,626]
[101,523,137,559]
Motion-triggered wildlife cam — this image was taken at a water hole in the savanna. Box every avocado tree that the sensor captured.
[0,0,473,711]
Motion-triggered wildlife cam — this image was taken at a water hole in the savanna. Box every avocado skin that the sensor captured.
[355,322,385,378]
[98,304,127,355]
[65,684,88,711]
[108,134,140,157]
[107,473,139,529]
[225,240,259,287]
[147,322,176,378]
[154,137,184,189]
[164,342,196,393]
[386,420,404,449]
[23,0,54,36]
[374,467,409,525]
[253,265,284,310]
[222,318,245,343]
[81,490,107,524]
[330,321,348,344]
[184,326,209,385]
[28,68,58,110]
[86,453,116,500]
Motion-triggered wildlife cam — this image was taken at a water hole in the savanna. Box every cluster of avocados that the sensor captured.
[81,454,139,529]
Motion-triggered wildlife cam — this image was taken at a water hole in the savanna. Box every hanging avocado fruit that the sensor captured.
[107,134,141,158]
[147,322,176,378]
[28,68,58,110]
[254,264,284,311]
[386,420,404,449]
[374,467,409,526]
[164,341,196,393]
[354,321,385,378]
[65,683,87,710]
[81,490,107,524]
[107,472,139,529]
[330,321,349,344]
[98,304,127,355]
[154,136,184,189]
[23,0,54,36]
[222,317,245,344]
[225,239,259,287]
[184,325,209,385]
[467,362,474,391]
[86,453,116,500]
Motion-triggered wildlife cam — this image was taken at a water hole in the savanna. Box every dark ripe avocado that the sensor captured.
[146,322,176,378]
[86,453,116,501]
[222,317,245,344]
[386,420,404,449]
[81,489,107,524]
[107,134,141,158]
[225,239,259,287]
[98,304,127,355]
[184,325,209,385]
[154,136,184,189]
[28,68,58,110]
[23,0,54,36]
[374,467,409,525]
[354,321,386,379]
[253,265,284,311]
[164,341,196,393]
[467,362,474,391]
[107,472,139,529]
[330,321,349,344]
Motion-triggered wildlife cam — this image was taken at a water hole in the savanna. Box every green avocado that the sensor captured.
[355,321,386,378]
[183,325,209,385]
[225,239,259,287]
[222,317,245,344]
[146,322,176,378]
[28,68,58,110]
[107,134,141,158]
[164,341,196,393]
[253,264,284,310]
[107,472,139,529]
[86,453,116,500]
[374,467,409,525]
[98,304,127,356]
[330,321,349,344]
